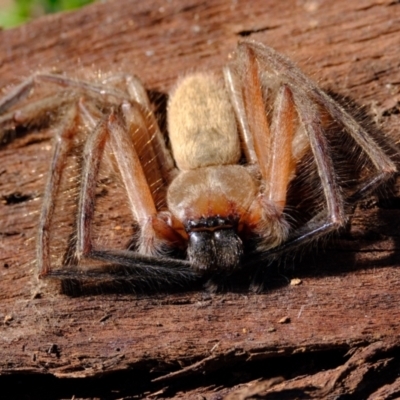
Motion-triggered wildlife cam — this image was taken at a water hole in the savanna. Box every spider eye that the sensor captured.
[187,229,243,271]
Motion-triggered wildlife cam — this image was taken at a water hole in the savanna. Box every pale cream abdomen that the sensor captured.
[168,73,240,171]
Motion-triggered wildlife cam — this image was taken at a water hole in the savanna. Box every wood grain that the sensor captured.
[1,0,400,398]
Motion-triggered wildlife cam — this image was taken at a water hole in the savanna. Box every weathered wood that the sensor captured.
[1,0,400,398]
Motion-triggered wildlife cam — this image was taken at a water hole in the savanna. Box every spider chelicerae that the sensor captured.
[0,40,397,293]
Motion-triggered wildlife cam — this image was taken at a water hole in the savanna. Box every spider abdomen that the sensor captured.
[168,73,240,171]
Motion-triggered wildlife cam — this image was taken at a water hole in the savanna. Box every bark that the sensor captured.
[1,0,400,398]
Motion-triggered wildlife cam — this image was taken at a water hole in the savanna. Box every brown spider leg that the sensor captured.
[97,73,176,183]
[0,74,136,145]
[240,40,397,197]
[76,107,183,264]
[226,44,282,171]
[0,73,176,183]
[319,97,397,201]
[0,77,34,113]
[253,85,298,248]
[223,66,258,164]
[56,73,176,182]
[281,93,347,248]
[0,73,129,117]
[34,73,129,101]
[238,49,297,210]
[37,103,83,277]
[226,43,346,252]
[249,91,348,255]
[75,119,109,259]
[0,94,72,137]
[230,40,396,254]
[120,101,167,210]
[47,105,194,287]
[124,75,177,182]
[225,49,297,249]
[265,86,297,211]
[49,251,197,294]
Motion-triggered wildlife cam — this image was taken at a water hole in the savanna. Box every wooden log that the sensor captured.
[1,0,400,398]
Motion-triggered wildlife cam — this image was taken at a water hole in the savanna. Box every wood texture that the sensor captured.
[1,0,400,398]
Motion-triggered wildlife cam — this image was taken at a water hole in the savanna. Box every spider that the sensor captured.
[0,40,397,293]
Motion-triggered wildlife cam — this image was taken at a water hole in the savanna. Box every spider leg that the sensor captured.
[0,73,129,117]
[63,105,196,289]
[240,40,397,198]
[229,40,396,256]
[280,92,347,249]
[96,74,177,184]
[224,64,259,165]
[0,73,176,180]
[0,72,190,284]
[38,99,97,277]
[87,250,197,289]
[0,94,71,141]
[76,106,184,263]
[225,48,297,211]
[75,114,195,283]
[76,107,155,258]
[225,46,297,250]
[50,73,177,182]
[280,90,396,252]
[263,86,297,211]
[0,72,128,145]
[58,74,177,181]
[33,73,128,100]
[0,77,35,114]
[48,250,199,295]
[74,113,109,259]
[320,99,397,202]
[232,46,346,252]
[123,75,177,183]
